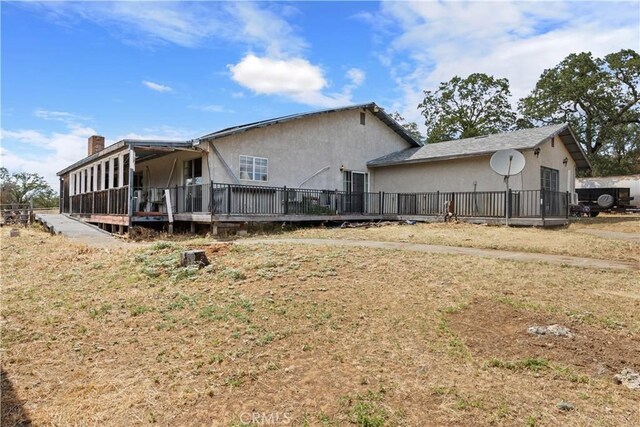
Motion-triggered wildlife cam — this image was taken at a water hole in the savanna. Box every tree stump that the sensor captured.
[180,250,209,268]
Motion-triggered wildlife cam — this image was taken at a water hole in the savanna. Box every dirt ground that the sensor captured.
[2,226,639,426]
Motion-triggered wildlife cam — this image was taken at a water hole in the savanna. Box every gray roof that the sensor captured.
[197,102,422,147]
[368,123,591,170]
[57,140,194,176]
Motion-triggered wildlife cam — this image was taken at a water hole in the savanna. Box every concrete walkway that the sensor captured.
[36,214,126,248]
[238,238,639,271]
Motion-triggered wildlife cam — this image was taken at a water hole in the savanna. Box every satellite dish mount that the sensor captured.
[490,149,526,226]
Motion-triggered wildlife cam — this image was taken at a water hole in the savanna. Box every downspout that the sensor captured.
[297,165,330,188]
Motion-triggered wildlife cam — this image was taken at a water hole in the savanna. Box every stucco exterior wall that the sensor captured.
[198,109,411,189]
[371,135,577,193]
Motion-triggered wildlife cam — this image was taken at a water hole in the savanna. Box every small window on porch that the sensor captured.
[184,158,203,185]
[343,170,368,193]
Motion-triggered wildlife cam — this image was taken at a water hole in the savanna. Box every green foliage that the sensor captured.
[519,49,640,176]
[389,112,424,143]
[0,167,58,207]
[418,73,516,144]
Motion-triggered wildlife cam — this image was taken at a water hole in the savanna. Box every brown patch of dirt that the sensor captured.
[448,299,640,377]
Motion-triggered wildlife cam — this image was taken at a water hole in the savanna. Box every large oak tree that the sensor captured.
[519,49,640,175]
[0,167,58,208]
[418,73,516,144]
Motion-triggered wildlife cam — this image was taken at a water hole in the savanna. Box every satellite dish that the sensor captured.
[490,149,526,176]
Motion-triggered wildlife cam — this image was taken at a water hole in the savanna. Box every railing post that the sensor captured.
[379,191,384,215]
[436,191,440,215]
[226,184,232,214]
[565,191,570,218]
[540,190,545,221]
[397,193,401,215]
[283,186,289,215]
[507,189,512,219]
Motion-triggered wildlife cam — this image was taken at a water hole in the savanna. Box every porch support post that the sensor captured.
[101,160,106,191]
[118,153,125,188]
[128,146,136,222]
[92,164,98,192]
[108,157,115,189]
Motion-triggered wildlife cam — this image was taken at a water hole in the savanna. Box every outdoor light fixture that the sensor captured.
[339,164,345,172]
[534,147,540,158]
[563,157,568,166]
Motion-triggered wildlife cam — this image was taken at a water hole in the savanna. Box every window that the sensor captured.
[240,155,268,181]
[184,158,203,185]
[112,157,119,188]
[360,112,366,125]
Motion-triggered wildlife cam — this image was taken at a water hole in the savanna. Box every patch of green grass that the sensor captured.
[89,303,111,319]
[129,304,153,317]
[162,293,197,312]
[200,298,254,323]
[340,389,402,427]
[220,267,246,282]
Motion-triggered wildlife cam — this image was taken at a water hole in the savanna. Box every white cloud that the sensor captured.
[346,68,366,87]
[29,1,306,57]
[142,80,173,93]
[1,122,97,188]
[229,54,365,108]
[229,55,326,95]
[0,114,196,188]
[372,1,640,129]
[30,1,358,108]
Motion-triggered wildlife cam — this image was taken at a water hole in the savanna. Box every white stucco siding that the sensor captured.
[372,156,510,193]
[372,135,577,193]
[201,109,411,189]
[521,136,576,193]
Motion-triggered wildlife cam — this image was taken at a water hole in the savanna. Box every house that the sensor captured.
[369,123,590,221]
[57,103,590,231]
[57,103,418,231]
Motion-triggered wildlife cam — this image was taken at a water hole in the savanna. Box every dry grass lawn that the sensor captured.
[2,225,639,426]
[280,216,639,262]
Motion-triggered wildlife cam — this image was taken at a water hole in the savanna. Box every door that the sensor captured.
[541,166,559,216]
[342,171,367,213]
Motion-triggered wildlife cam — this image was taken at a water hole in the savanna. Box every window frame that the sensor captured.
[239,155,268,182]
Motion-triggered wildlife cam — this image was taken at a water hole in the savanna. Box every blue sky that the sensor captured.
[1,1,638,186]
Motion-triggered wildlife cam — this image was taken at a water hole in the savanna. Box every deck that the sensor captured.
[63,182,571,229]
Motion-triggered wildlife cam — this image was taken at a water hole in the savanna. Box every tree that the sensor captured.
[518,49,640,176]
[0,167,59,208]
[418,73,516,144]
[389,112,424,144]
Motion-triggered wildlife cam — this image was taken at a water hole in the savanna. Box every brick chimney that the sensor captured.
[88,135,105,156]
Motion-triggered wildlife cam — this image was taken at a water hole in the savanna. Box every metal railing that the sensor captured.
[64,183,569,220]
[68,186,128,215]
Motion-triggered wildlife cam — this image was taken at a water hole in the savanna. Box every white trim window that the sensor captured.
[240,155,268,181]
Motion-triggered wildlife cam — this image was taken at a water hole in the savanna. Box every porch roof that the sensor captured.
[367,123,591,170]
[57,140,195,176]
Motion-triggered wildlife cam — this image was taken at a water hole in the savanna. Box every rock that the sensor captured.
[556,401,575,411]
[9,229,20,237]
[180,250,209,268]
[527,324,574,338]
[614,368,640,390]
